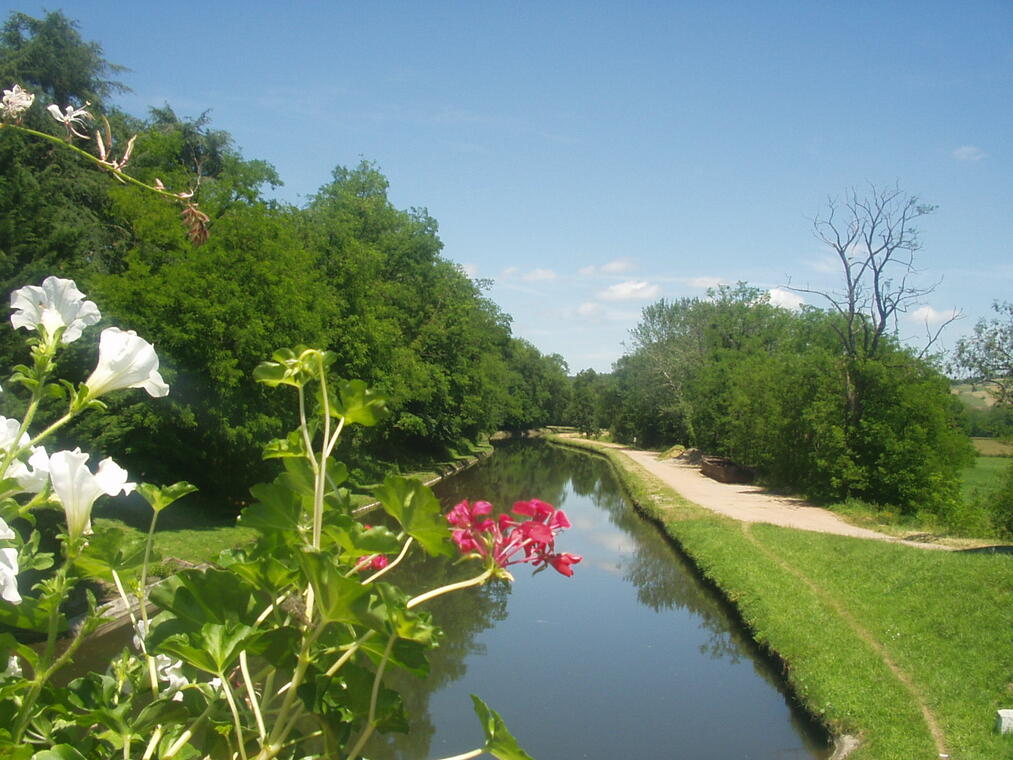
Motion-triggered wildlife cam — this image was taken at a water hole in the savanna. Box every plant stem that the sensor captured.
[434,750,484,760]
[11,561,71,742]
[361,537,413,585]
[344,635,396,760]
[407,567,494,610]
[240,650,266,740]
[219,671,250,760]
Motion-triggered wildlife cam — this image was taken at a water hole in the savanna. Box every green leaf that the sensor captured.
[149,568,261,628]
[373,476,452,557]
[320,515,401,559]
[74,526,153,583]
[239,481,304,535]
[136,481,198,513]
[471,695,535,760]
[332,379,388,427]
[262,429,307,459]
[31,746,89,760]
[0,596,65,633]
[297,550,371,624]
[133,698,191,731]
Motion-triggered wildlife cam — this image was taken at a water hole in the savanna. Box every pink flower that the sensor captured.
[445,498,581,578]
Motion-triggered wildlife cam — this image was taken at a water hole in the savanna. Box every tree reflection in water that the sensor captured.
[365,439,829,759]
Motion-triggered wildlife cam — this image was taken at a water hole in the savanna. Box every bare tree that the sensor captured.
[789,183,961,362]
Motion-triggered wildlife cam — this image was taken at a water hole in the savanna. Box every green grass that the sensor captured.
[550,435,1013,760]
[962,455,1012,496]
[92,494,257,569]
[89,441,495,571]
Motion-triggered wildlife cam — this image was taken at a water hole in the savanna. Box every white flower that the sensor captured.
[0,416,28,454]
[2,655,21,677]
[10,277,101,345]
[46,101,92,139]
[48,449,135,541]
[1,84,34,121]
[0,516,20,604]
[133,620,188,699]
[85,327,169,399]
[7,447,51,493]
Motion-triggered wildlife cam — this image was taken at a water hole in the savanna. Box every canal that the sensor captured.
[367,439,832,759]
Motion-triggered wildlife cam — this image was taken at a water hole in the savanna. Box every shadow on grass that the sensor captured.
[92,491,238,533]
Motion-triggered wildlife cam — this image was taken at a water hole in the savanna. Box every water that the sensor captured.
[367,439,831,759]
[66,440,831,758]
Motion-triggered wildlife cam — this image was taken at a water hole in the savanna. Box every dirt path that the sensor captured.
[571,437,952,550]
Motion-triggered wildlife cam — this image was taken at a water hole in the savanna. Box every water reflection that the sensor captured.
[367,439,831,759]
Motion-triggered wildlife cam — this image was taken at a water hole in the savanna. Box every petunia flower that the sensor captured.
[7,446,51,493]
[0,516,21,604]
[2,654,21,677]
[46,101,92,139]
[84,327,169,399]
[0,416,28,455]
[1,84,34,122]
[9,277,101,345]
[48,449,135,541]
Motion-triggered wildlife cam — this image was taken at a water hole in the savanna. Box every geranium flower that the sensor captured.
[84,327,169,399]
[48,449,135,541]
[1,84,34,122]
[9,277,101,345]
[46,101,92,139]
[446,498,581,579]
[0,516,21,604]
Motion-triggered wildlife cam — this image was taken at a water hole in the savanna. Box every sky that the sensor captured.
[5,1,1011,372]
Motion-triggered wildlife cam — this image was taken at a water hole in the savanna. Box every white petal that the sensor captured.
[49,449,103,540]
[95,457,135,496]
[0,547,20,604]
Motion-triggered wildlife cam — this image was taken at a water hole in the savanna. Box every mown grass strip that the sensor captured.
[549,435,1013,760]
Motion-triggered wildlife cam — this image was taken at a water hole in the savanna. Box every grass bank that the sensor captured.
[92,439,494,570]
[549,434,1013,760]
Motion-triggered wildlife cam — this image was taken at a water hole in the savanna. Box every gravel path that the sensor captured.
[576,438,952,550]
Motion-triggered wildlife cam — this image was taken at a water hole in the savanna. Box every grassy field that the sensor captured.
[962,454,1012,495]
[551,435,1013,760]
[952,383,999,409]
[971,437,1013,457]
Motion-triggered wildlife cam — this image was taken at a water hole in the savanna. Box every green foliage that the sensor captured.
[591,284,980,529]
[0,9,570,510]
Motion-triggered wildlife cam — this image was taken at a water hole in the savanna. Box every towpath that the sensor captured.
[563,436,954,550]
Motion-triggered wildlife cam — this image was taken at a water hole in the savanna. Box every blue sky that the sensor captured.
[7,1,1011,372]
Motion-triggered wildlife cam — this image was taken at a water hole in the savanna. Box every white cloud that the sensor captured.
[952,145,986,162]
[460,263,478,278]
[909,305,960,325]
[768,287,805,311]
[500,266,519,278]
[601,257,636,274]
[686,276,723,289]
[576,302,604,318]
[522,268,557,282]
[598,280,661,301]
[578,265,597,276]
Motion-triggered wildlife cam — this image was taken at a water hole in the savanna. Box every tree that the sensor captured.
[790,183,959,364]
[954,300,1013,408]
[0,10,127,109]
